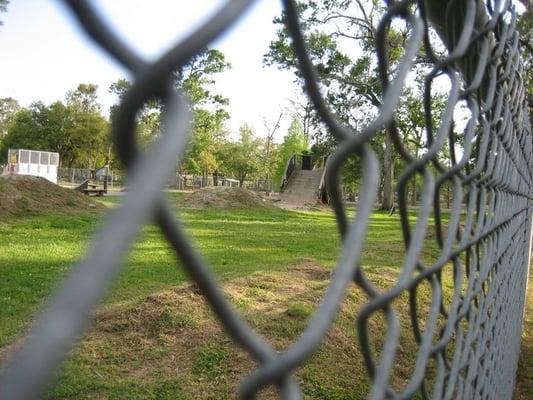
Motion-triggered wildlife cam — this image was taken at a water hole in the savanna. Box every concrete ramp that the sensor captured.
[278,169,324,209]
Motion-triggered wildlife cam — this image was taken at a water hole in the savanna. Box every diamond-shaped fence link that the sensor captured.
[1,0,532,399]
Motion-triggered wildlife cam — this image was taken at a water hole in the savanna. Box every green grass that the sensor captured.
[0,192,529,399]
[0,193,424,346]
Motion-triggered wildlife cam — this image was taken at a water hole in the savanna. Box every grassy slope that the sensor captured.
[0,193,530,398]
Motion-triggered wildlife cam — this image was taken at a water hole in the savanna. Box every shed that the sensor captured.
[7,149,59,184]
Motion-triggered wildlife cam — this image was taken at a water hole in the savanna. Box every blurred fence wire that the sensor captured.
[1,0,532,399]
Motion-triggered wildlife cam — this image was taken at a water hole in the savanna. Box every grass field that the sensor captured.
[0,192,531,399]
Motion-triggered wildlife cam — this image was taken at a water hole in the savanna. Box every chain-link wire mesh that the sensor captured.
[0,0,532,399]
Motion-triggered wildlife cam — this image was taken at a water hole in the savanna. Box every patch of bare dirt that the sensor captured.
[181,186,272,209]
[0,175,104,216]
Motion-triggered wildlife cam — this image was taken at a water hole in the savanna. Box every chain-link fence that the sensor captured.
[58,167,272,192]
[1,0,532,399]
[58,167,123,187]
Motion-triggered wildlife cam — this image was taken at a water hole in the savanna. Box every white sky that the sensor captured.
[0,0,297,141]
[1,1,525,144]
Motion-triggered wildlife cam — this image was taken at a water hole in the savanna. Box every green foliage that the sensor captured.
[177,49,230,107]
[183,108,227,175]
[1,103,70,164]
[217,125,263,185]
[108,49,231,175]
[265,0,396,133]
[2,46,232,176]
[265,0,417,208]
[273,118,308,188]
[1,85,109,167]
[108,78,130,123]
[66,83,100,113]
[108,78,161,153]
[179,49,230,177]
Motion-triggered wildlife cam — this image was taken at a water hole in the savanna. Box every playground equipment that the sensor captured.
[74,165,109,196]
[278,153,328,208]
[5,149,60,184]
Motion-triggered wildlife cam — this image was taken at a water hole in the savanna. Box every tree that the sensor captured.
[287,92,314,147]
[265,0,417,209]
[0,106,40,162]
[218,125,263,187]
[109,78,161,148]
[273,118,308,189]
[1,82,109,168]
[176,49,230,107]
[261,112,283,193]
[66,83,100,113]
[183,108,228,184]
[0,97,20,137]
[109,49,231,180]
[0,102,77,166]
[66,83,109,168]
[69,110,109,169]
[177,49,231,182]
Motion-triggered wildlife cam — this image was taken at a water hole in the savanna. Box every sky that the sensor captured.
[1,1,526,144]
[0,0,297,141]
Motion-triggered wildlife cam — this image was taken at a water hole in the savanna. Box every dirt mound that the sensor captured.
[0,175,104,216]
[182,186,271,209]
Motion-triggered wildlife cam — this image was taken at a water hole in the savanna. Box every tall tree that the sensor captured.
[109,78,160,148]
[66,83,100,113]
[262,112,283,193]
[287,92,314,147]
[109,49,231,179]
[66,83,109,168]
[183,108,227,184]
[218,125,263,187]
[273,118,308,189]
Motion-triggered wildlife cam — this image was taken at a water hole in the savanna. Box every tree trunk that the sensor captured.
[177,166,183,190]
[239,171,247,187]
[380,133,394,210]
[202,169,208,187]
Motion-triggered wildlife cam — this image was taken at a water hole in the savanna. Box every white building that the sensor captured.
[6,149,59,184]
